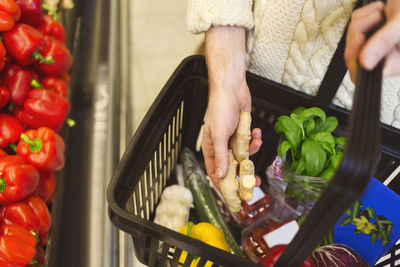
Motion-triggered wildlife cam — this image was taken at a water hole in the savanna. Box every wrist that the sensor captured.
[205,26,247,94]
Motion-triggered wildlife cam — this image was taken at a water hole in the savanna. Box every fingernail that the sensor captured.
[216,168,223,178]
[362,53,376,70]
[255,131,261,139]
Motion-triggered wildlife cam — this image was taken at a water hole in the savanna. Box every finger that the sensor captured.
[382,47,400,77]
[210,175,220,189]
[201,128,216,179]
[250,128,262,155]
[360,16,400,70]
[213,134,230,179]
[345,10,383,80]
[345,33,365,82]
[255,175,261,187]
[351,1,384,20]
[249,138,263,155]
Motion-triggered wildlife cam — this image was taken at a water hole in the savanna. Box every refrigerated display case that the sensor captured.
[45,0,125,266]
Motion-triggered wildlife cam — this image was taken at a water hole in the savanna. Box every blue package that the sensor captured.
[333,177,400,265]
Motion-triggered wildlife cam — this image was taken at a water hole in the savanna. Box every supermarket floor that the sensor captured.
[124,1,203,266]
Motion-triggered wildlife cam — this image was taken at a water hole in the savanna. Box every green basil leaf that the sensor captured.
[278,140,291,159]
[291,106,307,115]
[274,116,302,150]
[335,136,346,146]
[320,167,335,179]
[319,116,339,133]
[314,118,324,133]
[320,142,335,155]
[331,149,343,170]
[301,140,326,177]
[299,107,326,123]
[311,132,335,156]
[312,132,335,146]
[304,119,315,137]
[295,158,305,174]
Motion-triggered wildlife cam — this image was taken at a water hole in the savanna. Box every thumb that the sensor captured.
[213,135,230,179]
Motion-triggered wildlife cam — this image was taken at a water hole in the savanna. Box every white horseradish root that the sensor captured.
[232,111,256,202]
[220,150,241,212]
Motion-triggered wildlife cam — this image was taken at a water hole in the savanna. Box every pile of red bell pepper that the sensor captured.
[0,0,72,266]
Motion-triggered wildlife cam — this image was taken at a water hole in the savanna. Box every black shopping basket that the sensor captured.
[107,54,400,266]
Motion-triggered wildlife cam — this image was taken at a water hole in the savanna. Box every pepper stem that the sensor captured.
[31,79,43,89]
[31,50,54,64]
[20,134,43,153]
[0,178,6,193]
[187,222,194,238]
[41,4,58,21]
[30,230,39,244]
[66,118,76,127]
[9,143,17,153]
[7,102,15,112]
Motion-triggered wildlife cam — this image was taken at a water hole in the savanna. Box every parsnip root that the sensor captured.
[220,150,241,212]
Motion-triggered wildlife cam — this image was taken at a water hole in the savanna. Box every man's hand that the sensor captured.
[345,0,400,81]
[202,26,262,188]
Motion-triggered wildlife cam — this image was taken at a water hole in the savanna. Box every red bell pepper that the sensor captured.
[0,149,7,158]
[3,64,38,106]
[0,86,10,109]
[0,0,21,31]
[31,76,68,96]
[34,36,72,76]
[0,155,39,205]
[15,0,43,27]
[13,88,70,130]
[0,114,24,149]
[3,23,53,66]
[26,246,44,267]
[17,127,65,172]
[34,171,55,203]
[0,40,6,61]
[0,224,36,266]
[1,195,51,235]
[0,54,12,73]
[38,15,66,43]
[61,73,70,85]
[38,231,47,247]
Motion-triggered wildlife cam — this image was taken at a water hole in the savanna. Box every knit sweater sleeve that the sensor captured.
[187,0,254,34]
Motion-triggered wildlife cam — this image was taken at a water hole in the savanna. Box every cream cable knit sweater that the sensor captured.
[187,0,400,128]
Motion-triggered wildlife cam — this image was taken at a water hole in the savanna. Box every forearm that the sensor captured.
[205,26,247,96]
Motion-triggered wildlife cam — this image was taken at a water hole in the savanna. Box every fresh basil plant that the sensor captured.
[274,106,346,201]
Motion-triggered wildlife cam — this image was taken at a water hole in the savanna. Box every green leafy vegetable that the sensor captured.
[278,140,292,159]
[311,132,335,154]
[335,137,346,146]
[291,106,307,115]
[273,106,346,202]
[274,116,302,150]
[301,140,327,177]
[319,116,338,133]
[331,149,343,170]
[304,119,315,137]
[299,107,326,123]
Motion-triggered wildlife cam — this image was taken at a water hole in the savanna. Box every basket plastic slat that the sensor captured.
[144,165,150,220]
[147,237,161,266]
[172,247,183,265]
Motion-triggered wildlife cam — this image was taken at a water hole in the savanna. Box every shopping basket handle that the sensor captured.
[275,1,384,266]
